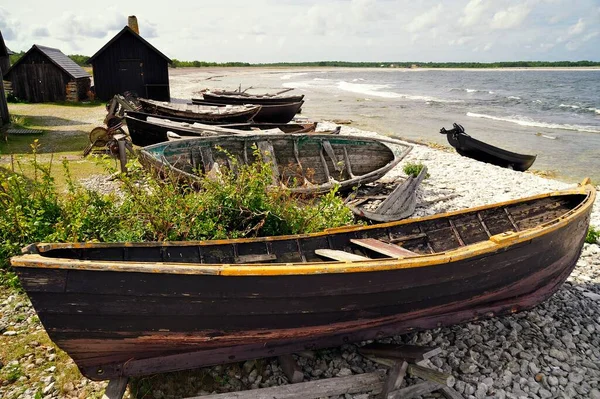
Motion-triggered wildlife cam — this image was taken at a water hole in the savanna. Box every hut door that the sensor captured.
[118,60,145,97]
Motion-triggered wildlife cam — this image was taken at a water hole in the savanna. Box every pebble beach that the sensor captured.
[1,70,600,399]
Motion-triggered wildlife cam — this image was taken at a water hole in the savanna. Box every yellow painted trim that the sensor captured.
[11,184,595,276]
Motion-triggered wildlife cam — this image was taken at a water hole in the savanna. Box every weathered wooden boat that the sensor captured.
[138,134,409,194]
[125,111,334,147]
[202,91,305,105]
[191,98,304,123]
[346,166,428,222]
[11,182,595,380]
[440,123,536,171]
[138,98,261,123]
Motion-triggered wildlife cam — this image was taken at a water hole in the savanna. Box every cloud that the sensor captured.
[460,0,489,27]
[407,4,444,33]
[491,4,531,30]
[32,26,50,37]
[51,10,125,41]
[567,18,585,36]
[0,7,20,41]
[139,19,158,38]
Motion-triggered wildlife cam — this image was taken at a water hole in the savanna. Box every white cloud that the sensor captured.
[407,4,444,33]
[491,4,531,30]
[460,0,489,27]
[567,18,585,36]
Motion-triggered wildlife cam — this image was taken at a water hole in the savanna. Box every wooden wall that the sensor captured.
[0,55,9,78]
[5,49,70,103]
[0,66,8,126]
[92,30,170,101]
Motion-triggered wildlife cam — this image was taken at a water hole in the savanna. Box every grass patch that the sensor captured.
[49,101,105,108]
[403,162,429,179]
[1,132,90,155]
[587,226,600,244]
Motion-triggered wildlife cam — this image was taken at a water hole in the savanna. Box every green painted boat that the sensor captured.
[139,134,411,194]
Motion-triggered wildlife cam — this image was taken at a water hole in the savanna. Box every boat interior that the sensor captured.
[39,194,584,265]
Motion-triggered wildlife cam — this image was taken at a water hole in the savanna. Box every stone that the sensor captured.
[42,382,55,395]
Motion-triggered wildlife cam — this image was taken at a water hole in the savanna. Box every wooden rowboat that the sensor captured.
[203,91,305,105]
[138,134,410,194]
[125,111,327,147]
[11,182,595,381]
[346,166,428,222]
[138,98,261,123]
[440,123,536,171]
[191,98,304,123]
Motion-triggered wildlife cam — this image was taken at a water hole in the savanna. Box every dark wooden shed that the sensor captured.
[4,45,91,103]
[89,24,171,101]
[0,30,11,126]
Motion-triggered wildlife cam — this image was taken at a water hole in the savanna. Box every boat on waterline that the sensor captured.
[11,182,595,380]
[138,98,261,123]
[203,91,305,105]
[124,111,327,147]
[191,98,304,124]
[440,123,537,171]
[138,133,410,194]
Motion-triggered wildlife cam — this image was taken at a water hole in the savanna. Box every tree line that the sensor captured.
[7,52,600,69]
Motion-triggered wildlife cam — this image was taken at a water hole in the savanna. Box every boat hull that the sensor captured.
[192,99,304,123]
[139,99,261,123]
[203,92,305,105]
[12,186,594,380]
[446,132,536,171]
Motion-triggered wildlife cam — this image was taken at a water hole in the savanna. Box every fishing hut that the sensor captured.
[89,16,171,101]
[0,30,12,125]
[3,44,91,103]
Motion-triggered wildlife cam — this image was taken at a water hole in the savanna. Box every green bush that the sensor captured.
[403,162,429,179]
[587,226,600,244]
[0,146,355,287]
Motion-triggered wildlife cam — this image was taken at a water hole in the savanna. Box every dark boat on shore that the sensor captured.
[139,133,410,194]
[203,91,305,105]
[440,123,537,171]
[191,98,304,123]
[138,98,261,123]
[125,111,324,147]
[11,182,595,380]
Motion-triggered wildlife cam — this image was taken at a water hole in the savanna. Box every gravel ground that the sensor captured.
[1,120,599,399]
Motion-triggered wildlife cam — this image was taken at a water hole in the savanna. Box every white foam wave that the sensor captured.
[337,81,461,102]
[589,108,600,114]
[507,96,521,100]
[451,88,495,94]
[466,112,600,133]
[280,72,309,80]
[560,103,580,109]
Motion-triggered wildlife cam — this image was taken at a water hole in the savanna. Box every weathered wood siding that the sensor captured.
[0,66,8,126]
[0,56,9,77]
[92,30,170,101]
[5,49,70,102]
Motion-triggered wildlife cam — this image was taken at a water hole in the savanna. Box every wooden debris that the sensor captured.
[440,386,466,399]
[314,249,369,262]
[381,361,408,399]
[278,354,304,383]
[101,377,128,399]
[387,381,442,399]
[359,343,439,362]
[190,371,385,399]
[408,363,455,387]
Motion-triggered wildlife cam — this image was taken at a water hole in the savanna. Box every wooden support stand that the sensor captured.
[100,344,464,399]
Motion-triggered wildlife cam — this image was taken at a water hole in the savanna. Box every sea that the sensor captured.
[171,68,600,183]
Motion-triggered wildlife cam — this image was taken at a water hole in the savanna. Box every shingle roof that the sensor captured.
[0,30,9,57]
[88,26,171,63]
[34,45,90,79]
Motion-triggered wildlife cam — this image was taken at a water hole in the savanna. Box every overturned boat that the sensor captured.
[440,123,536,171]
[11,181,595,380]
[138,133,410,194]
[138,98,261,123]
[202,91,305,105]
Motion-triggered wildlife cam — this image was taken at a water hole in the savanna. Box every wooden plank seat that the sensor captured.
[314,249,370,262]
[351,238,418,258]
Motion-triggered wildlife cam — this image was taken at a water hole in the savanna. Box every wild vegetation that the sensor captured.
[587,226,600,244]
[402,162,429,179]
[0,143,355,287]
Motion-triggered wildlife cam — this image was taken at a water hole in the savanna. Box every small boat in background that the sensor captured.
[191,98,304,123]
[11,182,595,380]
[139,133,410,194]
[440,123,536,171]
[202,90,305,105]
[124,111,327,147]
[138,98,261,123]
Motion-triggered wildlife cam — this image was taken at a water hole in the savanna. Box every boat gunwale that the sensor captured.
[11,184,595,276]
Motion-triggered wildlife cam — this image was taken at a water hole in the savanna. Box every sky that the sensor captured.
[1,0,599,63]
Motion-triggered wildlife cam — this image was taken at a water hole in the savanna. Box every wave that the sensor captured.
[507,96,521,100]
[466,112,600,133]
[279,72,309,80]
[450,88,495,94]
[559,104,600,114]
[337,81,461,102]
[560,103,580,109]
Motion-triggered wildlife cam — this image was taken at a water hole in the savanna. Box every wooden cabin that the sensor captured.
[0,30,11,126]
[89,16,171,101]
[4,45,91,103]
